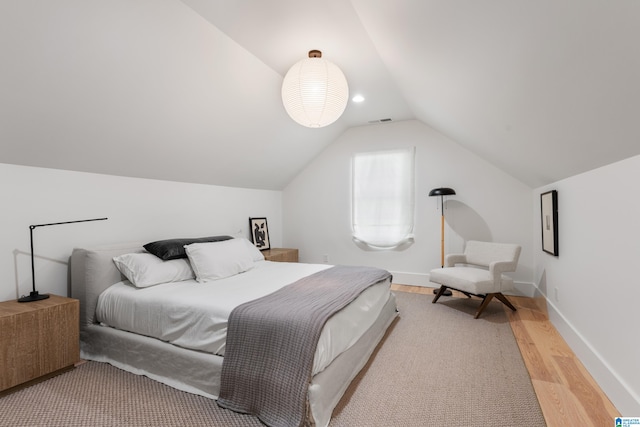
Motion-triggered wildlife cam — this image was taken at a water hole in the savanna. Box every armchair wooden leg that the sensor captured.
[432,286,449,304]
[495,293,517,312]
[475,294,495,319]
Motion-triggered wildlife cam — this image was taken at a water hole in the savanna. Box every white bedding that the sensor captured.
[96,260,391,375]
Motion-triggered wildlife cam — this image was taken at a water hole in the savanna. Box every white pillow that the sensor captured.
[113,252,195,288]
[236,237,265,262]
[185,239,255,283]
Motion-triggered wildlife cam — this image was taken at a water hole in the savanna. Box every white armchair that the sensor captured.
[429,240,521,319]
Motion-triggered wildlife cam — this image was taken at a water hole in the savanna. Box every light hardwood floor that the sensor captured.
[391,284,620,427]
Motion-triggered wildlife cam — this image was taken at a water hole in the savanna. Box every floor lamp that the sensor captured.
[429,187,456,296]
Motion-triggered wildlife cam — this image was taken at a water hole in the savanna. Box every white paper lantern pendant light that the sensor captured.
[281,50,349,128]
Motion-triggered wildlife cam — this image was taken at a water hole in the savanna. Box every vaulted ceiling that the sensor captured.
[2,0,639,190]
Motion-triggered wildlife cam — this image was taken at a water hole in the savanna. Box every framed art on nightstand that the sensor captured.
[249,217,270,251]
[541,190,558,256]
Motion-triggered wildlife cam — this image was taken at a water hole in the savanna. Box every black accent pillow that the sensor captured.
[144,235,233,260]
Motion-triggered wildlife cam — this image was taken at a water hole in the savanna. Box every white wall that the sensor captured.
[534,154,640,415]
[0,163,282,302]
[0,0,333,191]
[283,120,534,290]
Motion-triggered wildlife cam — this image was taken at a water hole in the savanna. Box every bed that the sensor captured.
[70,237,398,427]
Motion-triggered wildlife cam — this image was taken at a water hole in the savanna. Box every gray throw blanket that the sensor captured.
[217,265,391,427]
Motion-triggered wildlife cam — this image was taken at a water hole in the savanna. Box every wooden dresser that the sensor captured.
[0,294,79,395]
[262,248,298,263]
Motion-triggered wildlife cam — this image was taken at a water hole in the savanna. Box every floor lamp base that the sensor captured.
[433,287,453,296]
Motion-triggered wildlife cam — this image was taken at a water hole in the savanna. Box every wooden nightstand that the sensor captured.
[262,248,298,263]
[0,294,79,395]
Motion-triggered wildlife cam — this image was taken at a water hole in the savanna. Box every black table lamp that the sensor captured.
[428,188,456,295]
[19,217,108,302]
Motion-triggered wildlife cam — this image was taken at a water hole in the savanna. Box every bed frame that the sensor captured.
[70,243,398,427]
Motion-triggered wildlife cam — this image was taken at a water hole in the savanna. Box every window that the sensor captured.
[351,147,415,249]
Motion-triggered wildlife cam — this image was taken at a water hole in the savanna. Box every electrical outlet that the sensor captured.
[322,254,329,263]
[554,287,559,302]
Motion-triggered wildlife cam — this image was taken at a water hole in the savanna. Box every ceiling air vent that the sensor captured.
[368,118,393,124]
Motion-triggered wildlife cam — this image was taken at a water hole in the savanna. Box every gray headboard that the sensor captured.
[70,243,144,326]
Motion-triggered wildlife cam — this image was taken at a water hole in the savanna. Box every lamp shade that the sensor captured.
[281,50,349,128]
[429,187,456,197]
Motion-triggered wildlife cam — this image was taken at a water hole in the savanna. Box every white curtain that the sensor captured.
[351,147,415,249]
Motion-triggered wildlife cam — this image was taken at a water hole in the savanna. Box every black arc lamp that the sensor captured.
[19,217,108,302]
[428,187,456,296]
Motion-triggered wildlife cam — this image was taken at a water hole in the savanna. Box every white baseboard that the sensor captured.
[537,285,640,415]
[510,281,537,297]
[389,271,432,287]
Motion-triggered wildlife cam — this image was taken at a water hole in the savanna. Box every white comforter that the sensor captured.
[96,260,391,375]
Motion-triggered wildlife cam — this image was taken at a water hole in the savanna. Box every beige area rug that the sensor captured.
[0,292,545,427]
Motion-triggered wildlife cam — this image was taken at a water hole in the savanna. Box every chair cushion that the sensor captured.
[429,267,514,295]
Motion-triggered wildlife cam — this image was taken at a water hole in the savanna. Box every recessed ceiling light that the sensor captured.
[352,94,365,103]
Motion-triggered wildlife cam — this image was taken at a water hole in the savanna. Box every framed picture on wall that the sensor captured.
[540,190,558,256]
[249,217,270,251]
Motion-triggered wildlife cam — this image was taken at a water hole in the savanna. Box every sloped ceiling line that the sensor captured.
[2,0,640,190]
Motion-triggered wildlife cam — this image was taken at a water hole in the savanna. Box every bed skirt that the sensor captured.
[80,292,398,427]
